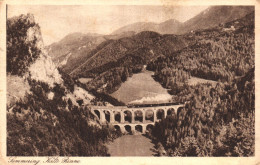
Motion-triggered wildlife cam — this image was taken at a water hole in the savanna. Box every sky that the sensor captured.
[7,5,209,45]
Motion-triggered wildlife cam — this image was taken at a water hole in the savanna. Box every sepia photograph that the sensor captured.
[1,0,258,162]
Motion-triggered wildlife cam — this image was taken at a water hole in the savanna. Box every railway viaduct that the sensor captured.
[90,104,184,134]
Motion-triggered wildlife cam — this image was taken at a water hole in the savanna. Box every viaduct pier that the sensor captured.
[90,104,184,134]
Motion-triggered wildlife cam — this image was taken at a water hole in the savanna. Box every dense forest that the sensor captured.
[145,12,255,156]
[149,69,254,156]
[7,78,115,156]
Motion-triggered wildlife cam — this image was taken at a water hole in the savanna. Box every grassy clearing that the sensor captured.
[111,70,172,104]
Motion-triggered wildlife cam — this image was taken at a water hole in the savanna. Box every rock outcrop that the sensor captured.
[6,14,110,156]
[7,13,62,87]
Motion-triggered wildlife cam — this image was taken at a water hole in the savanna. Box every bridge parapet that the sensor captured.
[90,104,184,111]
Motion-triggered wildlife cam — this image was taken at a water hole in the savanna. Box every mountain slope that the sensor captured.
[46,32,107,73]
[159,19,182,34]
[47,31,137,73]
[147,11,255,90]
[70,31,189,78]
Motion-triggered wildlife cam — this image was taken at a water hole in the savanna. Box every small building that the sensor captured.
[223,25,235,31]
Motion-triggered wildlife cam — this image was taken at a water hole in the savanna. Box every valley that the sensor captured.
[6,5,255,157]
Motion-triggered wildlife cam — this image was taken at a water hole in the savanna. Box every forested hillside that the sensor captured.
[80,13,254,95]
[72,31,188,76]
[47,31,136,73]
[45,6,254,97]
[150,69,254,156]
[7,14,118,156]
[147,12,254,91]
[75,32,189,94]
[145,12,255,156]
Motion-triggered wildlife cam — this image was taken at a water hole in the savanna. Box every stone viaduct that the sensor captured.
[90,104,184,134]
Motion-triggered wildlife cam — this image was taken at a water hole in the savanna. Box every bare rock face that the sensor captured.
[7,13,62,87]
[28,54,62,87]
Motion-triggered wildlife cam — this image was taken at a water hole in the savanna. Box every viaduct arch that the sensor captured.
[90,104,184,134]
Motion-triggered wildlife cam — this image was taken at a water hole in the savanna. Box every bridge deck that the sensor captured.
[109,121,155,125]
[91,104,184,110]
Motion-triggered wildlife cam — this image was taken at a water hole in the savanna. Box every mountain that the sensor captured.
[70,31,189,77]
[47,6,254,75]
[67,5,253,78]
[111,19,181,35]
[7,14,116,156]
[84,10,254,94]
[46,6,254,94]
[179,6,254,34]
[159,19,182,34]
[111,6,254,35]
[47,30,188,76]
[46,32,106,72]
[147,11,255,88]
[46,31,137,73]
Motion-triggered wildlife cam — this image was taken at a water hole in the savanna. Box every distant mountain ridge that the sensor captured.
[111,6,254,35]
[111,19,181,35]
[178,6,254,34]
